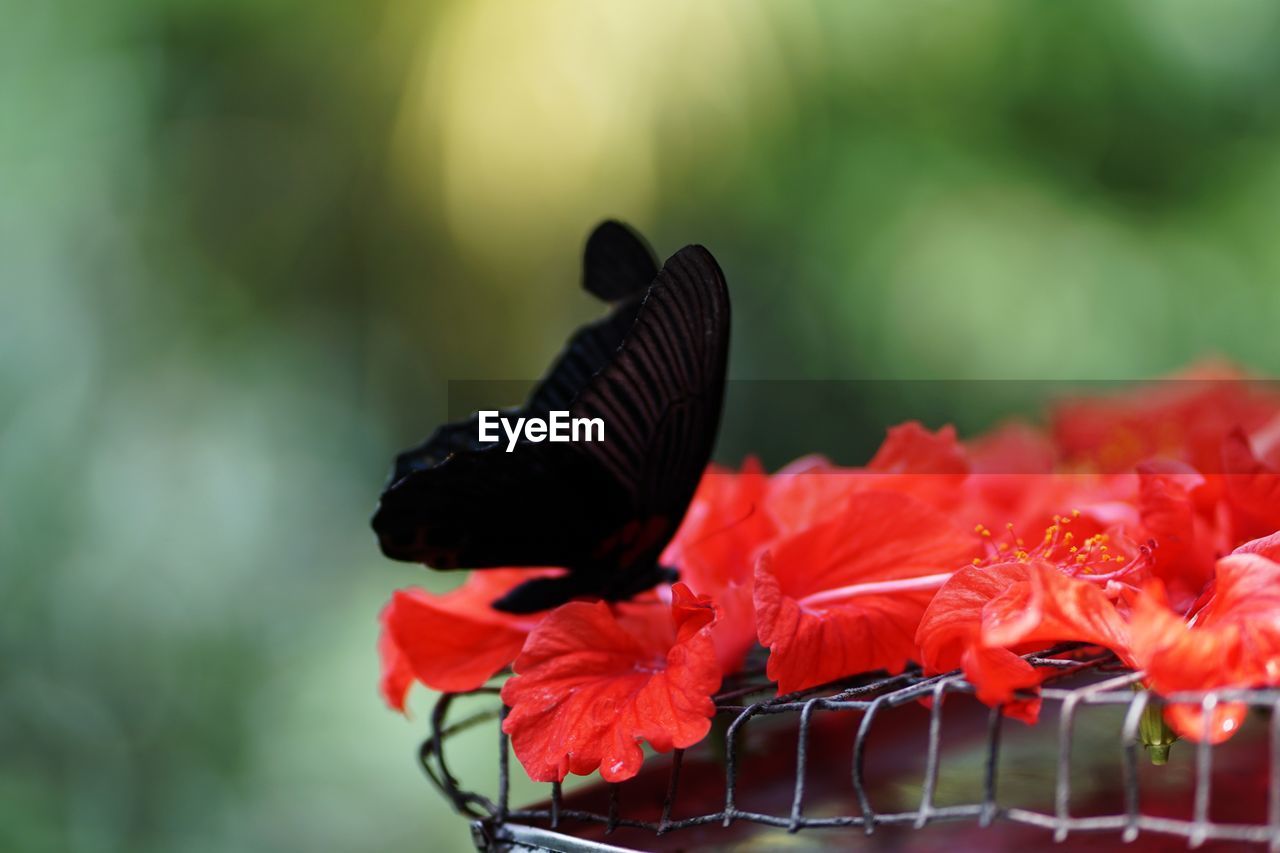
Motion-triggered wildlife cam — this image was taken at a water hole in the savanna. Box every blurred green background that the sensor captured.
[6,1,1280,850]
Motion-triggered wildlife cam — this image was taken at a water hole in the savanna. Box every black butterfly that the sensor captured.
[372,222,731,613]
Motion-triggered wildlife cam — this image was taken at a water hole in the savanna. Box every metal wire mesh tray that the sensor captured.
[422,646,1280,851]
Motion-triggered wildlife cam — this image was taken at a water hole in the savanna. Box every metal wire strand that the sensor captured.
[497,705,510,823]
[979,704,1002,828]
[1120,687,1150,844]
[722,704,762,827]
[657,749,683,835]
[788,698,822,832]
[852,693,891,836]
[1191,694,1219,849]
[1270,701,1280,853]
[915,679,951,829]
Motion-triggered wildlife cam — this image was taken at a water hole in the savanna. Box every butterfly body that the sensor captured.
[373,222,730,613]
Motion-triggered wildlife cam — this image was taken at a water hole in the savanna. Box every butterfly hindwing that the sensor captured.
[523,222,656,415]
[582,220,659,303]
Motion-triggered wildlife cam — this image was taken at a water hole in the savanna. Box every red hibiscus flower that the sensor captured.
[755,490,978,694]
[664,459,775,592]
[378,569,557,708]
[1136,459,1222,609]
[962,421,1056,522]
[1130,541,1280,742]
[967,421,1057,478]
[500,584,720,783]
[962,420,1140,541]
[765,454,858,534]
[766,422,970,536]
[1222,427,1280,544]
[1051,362,1280,475]
[866,421,968,486]
[662,460,777,674]
[916,518,1144,723]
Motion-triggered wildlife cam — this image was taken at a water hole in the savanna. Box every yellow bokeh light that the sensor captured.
[394,0,796,270]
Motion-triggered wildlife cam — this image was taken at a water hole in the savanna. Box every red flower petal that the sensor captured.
[981,559,1131,655]
[662,461,777,674]
[1130,554,1280,742]
[664,459,776,593]
[698,578,757,677]
[766,455,861,534]
[867,422,968,478]
[755,491,977,694]
[1162,703,1249,746]
[961,645,1042,724]
[1234,530,1280,561]
[379,569,555,702]
[917,559,1130,722]
[967,421,1056,477]
[1136,459,1216,605]
[917,562,1023,674]
[913,561,1044,721]
[766,423,970,535]
[1223,429,1280,542]
[500,583,721,783]
[378,598,418,712]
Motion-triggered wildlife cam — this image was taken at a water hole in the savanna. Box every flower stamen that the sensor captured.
[970,514,1155,584]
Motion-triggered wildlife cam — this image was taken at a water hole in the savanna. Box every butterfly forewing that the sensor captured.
[375,438,632,570]
[568,245,731,571]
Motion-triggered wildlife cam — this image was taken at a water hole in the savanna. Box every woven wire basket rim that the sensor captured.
[421,645,1280,850]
